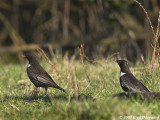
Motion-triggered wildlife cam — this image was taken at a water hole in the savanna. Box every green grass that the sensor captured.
[0,58,160,120]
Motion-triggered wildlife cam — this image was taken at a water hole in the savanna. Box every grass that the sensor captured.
[0,57,160,120]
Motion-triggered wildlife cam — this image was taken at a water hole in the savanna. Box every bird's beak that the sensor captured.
[113,59,117,63]
[116,60,120,63]
[113,59,119,63]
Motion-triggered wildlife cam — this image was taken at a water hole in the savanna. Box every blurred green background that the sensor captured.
[0,0,159,62]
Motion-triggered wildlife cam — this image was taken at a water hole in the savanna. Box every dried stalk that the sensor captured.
[133,0,160,70]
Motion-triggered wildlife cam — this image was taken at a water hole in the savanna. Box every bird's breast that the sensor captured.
[120,72,126,77]
[27,64,31,68]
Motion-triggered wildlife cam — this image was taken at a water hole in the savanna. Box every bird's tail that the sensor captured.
[56,86,66,92]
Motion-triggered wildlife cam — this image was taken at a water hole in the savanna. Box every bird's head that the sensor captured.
[23,52,37,63]
[117,60,131,73]
[117,60,128,67]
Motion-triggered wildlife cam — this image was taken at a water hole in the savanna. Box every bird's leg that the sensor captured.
[34,87,39,94]
[45,87,48,95]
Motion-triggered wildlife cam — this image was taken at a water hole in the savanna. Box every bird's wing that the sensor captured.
[27,65,59,87]
[36,72,59,87]
[120,78,138,92]
[121,74,150,92]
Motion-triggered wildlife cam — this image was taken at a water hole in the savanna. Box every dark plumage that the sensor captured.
[117,60,150,93]
[24,53,65,93]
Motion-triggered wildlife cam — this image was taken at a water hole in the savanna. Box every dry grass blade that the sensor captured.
[156,12,160,71]
[72,67,79,101]
[79,44,84,65]
[151,11,160,70]
[79,43,101,64]
[66,90,73,106]
[79,44,118,64]
[140,54,145,66]
[107,52,119,59]
[133,0,156,39]
[37,48,60,76]
[9,103,20,111]
[79,44,91,83]
[37,48,71,85]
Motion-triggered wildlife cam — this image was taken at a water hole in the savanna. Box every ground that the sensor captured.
[0,57,160,120]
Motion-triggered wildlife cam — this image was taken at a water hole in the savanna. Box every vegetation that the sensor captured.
[0,0,159,61]
[0,0,160,119]
[0,55,160,119]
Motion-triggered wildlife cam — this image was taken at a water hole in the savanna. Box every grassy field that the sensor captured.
[0,56,160,120]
